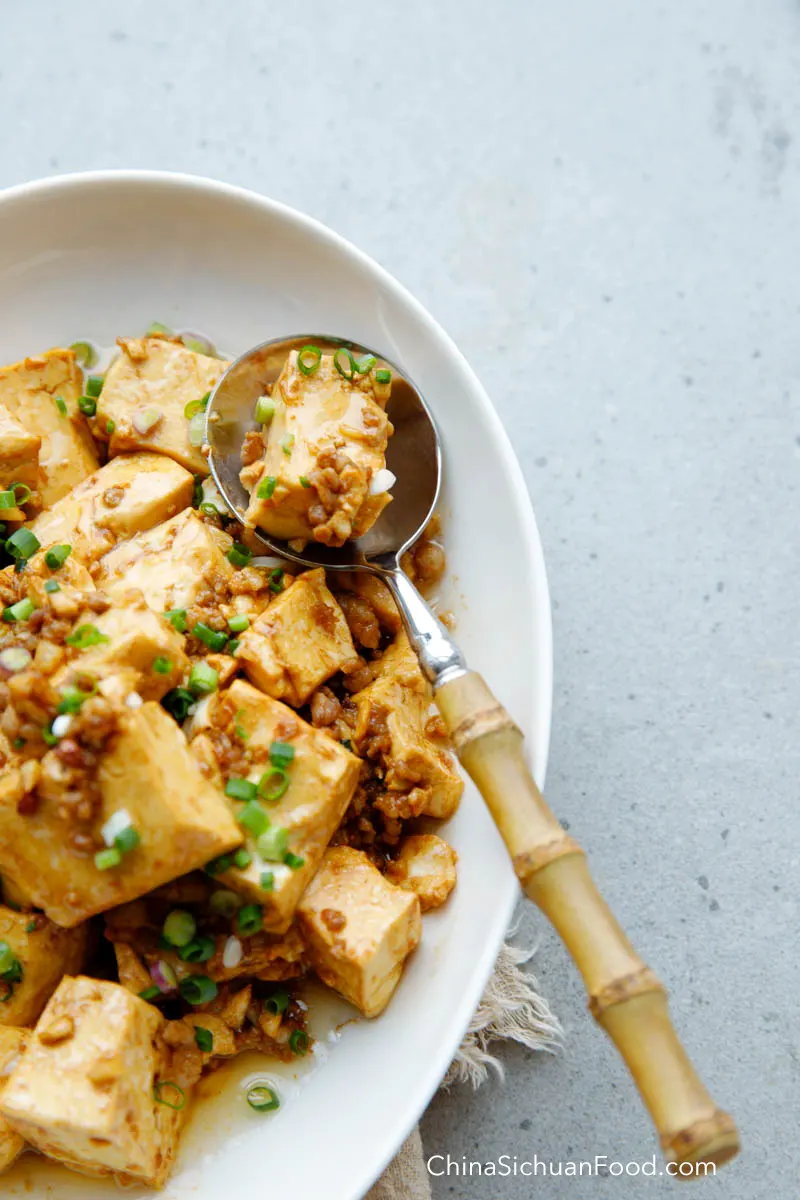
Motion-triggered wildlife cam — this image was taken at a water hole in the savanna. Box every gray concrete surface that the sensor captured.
[0,2,795,1196]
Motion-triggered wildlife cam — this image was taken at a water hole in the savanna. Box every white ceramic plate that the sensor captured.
[0,172,552,1200]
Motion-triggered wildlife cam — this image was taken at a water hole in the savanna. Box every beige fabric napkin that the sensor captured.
[365,938,561,1200]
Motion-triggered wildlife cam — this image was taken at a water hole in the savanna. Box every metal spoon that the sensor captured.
[206,333,738,1175]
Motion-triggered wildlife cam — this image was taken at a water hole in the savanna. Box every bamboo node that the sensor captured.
[514,835,584,884]
[589,967,664,1018]
[661,1109,739,1169]
[449,704,520,755]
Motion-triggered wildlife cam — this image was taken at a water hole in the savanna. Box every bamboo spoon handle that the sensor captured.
[434,669,739,1176]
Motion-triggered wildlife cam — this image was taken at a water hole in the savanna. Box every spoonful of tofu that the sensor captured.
[205,335,739,1177]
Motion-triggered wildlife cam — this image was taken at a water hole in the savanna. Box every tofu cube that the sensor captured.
[0,402,40,519]
[352,634,463,820]
[98,336,229,475]
[0,549,94,616]
[98,508,234,613]
[0,349,99,507]
[241,350,393,546]
[29,452,194,566]
[207,679,360,931]
[0,1027,29,1173]
[0,976,185,1187]
[236,568,356,705]
[297,846,421,1017]
[53,598,190,702]
[385,834,457,911]
[0,702,241,926]
[0,906,87,1026]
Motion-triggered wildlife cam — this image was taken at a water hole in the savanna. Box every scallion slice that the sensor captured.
[165,609,188,632]
[163,909,197,949]
[333,348,357,380]
[233,847,252,869]
[209,889,240,918]
[254,396,275,424]
[70,340,97,367]
[179,935,215,963]
[106,419,115,435]
[115,826,140,854]
[152,656,172,675]
[192,622,228,652]
[226,542,252,568]
[10,483,32,506]
[257,825,289,861]
[280,433,294,456]
[147,321,174,337]
[3,598,34,623]
[179,975,217,1006]
[138,985,161,1002]
[44,579,60,594]
[284,851,305,870]
[57,684,95,713]
[188,411,205,447]
[227,613,250,633]
[65,624,109,649]
[78,395,96,417]
[237,904,263,936]
[354,354,376,374]
[268,567,284,594]
[184,392,211,419]
[289,1029,309,1056]
[85,374,104,398]
[260,871,274,891]
[45,544,71,569]
[225,777,257,803]
[194,1026,213,1052]
[246,1082,280,1112]
[188,662,218,695]
[269,741,295,769]
[297,344,322,376]
[264,989,289,1016]
[154,1080,186,1110]
[258,767,289,804]
[299,476,312,489]
[0,491,17,510]
[54,395,67,415]
[162,687,195,721]
[237,799,269,837]
[5,528,40,562]
[257,475,277,500]
[94,847,122,871]
[375,368,392,384]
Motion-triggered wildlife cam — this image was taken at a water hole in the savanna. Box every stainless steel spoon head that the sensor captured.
[205,334,442,571]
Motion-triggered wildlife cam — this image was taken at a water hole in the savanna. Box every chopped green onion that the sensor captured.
[225,777,257,803]
[3,598,34,623]
[0,491,17,510]
[198,501,222,518]
[188,662,218,695]
[183,335,214,355]
[284,852,305,870]
[333,348,357,380]
[299,476,312,489]
[355,354,377,374]
[95,847,122,871]
[192,622,228,652]
[246,1082,280,1112]
[45,544,71,569]
[260,871,274,891]
[106,419,115,435]
[233,847,252,869]
[228,638,241,654]
[342,738,354,751]
[85,375,104,398]
[227,614,250,633]
[163,910,197,948]
[70,341,97,367]
[237,799,269,837]
[209,889,240,918]
[226,542,252,568]
[78,395,96,417]
[25,920,37,933]
[280,433,294,456]
[192,476,203,507]
[12,737,25,750]
[179,975,217,1006]
[5,528,40,562]
[205,854,232,876]
[289,1029,309,1056]
[268,567,284,594]
[41,723,59,747]
[154,1080,185,1110]
[237,904,263,936]
[153,656,172,675]
[10,483,32,506]
[257,826,289,861]
[162,687,195,721]
[194,1026,214,1052]
[254,396,275,424]
[184,392,211,419]
[115,826,140,854]
[0,941,19,977]
[139,985,161,1002]
[257,476,277,500]
[258,767,289,804]
[57,684,95,714]
[147,321,173,337]
[269,741,295,769]
[65,624,109,649]
[179,935,215,963]
[297,345,322,376]
[234,710,249,741]
[44,579,60,594]
[375,368,392,384]
[54,396,67,415]
[264,990,289,1016]
[165,609,187,632]
[188,412,205,447]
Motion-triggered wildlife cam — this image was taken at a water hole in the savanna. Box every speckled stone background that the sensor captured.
[0,2,794,1197]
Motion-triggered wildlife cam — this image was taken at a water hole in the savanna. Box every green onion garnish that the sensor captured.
[0,941,20,977]
[264,990,289,1016]
[205,854,232,876]
[179,935,215,963]
[44,579,60,594]
[25,920,36,933]
[228,638,241,654]
[5,528,40,562]
[227,613,250,633]
[257,826,289,861]
[188,662,218,695]
[179,975,217,1006]
[260,871,274,891]
[289,1029,309,1056]
[234,710,249,741]
[162,687,195,721]
[94,847,122,871]
[209,889,240,918]
[10,483,32,506]
[57,684,96,713]
[233,847,252,869]
[85,375,104,398]
[138,985,161,1002]
[12,737,25,750]
[198,501,222,518]
[0,491,17,510]
[254,396,275,424]
[163,909,197,948]
[280,433,294,456]
[355,354,376,374]
[258,767,289,803]
[188,412,205,447]
[184,392,211,419]
[297,345,322,376]
[225,777,257,803]
[54,396,67,415]
[192,622,228,652]
[78,395,96,417]
[183,335,214,355]
[154,1080,186,1110]
[147,321,173,337]
[45,544,71,569]
[3,598,34,623]
[246,1082,280,1112]
[375,368,392,384]
[153,656,172,675]
[165,608,188,632]
[237,904,263,936]
[333,348,357,380]
[106,419,115,435]
[65,624,110,649]
[194,1026,214,1052]
[41,723,59,747]
[70,341,97,367]
[237,799,269,837]
[342,738,354,751]
[269,741,295,769]
[257,476,277,500]
[284,852,305,870]
[268,567,284,594]
[299,476,312,488]
[226,542,252,568]
[115,826,140,853]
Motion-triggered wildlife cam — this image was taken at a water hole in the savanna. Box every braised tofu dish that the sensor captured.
[0,330,459,1189]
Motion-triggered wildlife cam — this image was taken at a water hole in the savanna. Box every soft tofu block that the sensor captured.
[98,336,229,475]
[209,679,360,932]
[236,568,356,705]
[0,549,94,616]
[0,976,185,1187]
[0,703,241,926]
[54,599,190,702]
[98,508,234,613]
[0,349,99,507]
[352,634,463,820]
[29,452,194,565]
[0,906,87,1026]
[0,1027,29,1173]
[242,350,393,546]
[385,834,457,911]
[0,401,40,516]
[297,846,421,1017]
